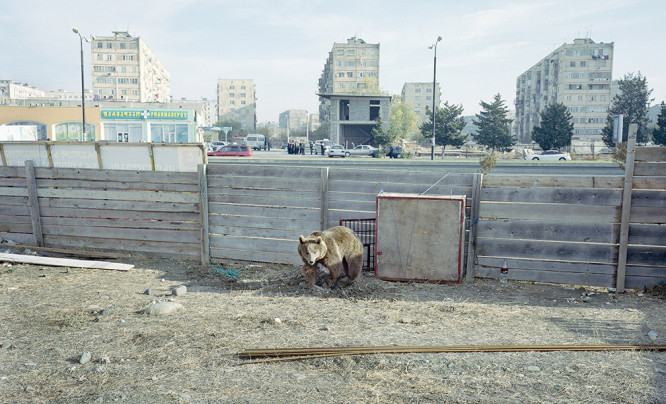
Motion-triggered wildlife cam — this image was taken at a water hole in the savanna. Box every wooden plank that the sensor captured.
[210,247,302,266]
[476,219,616,243]
[625,265,666,278]
[477,257,616,275]
[0,222,32,233]
[479,202,620,223]
[0,214,32,225]
[207,176,322,191]
[38,206,201,222]
[33,167,197,184]
[198,164,210,264]
[629,206,666,224]
[41,225,200,243]
[629,223,666,245]
[625,275,666,290]
[633,176,666,190]
[0,195,29,206]
[329,169,474,186]
[2,244,130,259]
[208,213,314,232]
[329,183,472,197]
[0,166,21,177]
[33,178,199,193]
[630,189,666,207]
[0,253,133,271]
[24,161,44,247]
[483,174,623,189]
[627,245,666,266]
[0,186,28,197]
[207,193,321,209]
[481,186,622,206]
[476,238,616,263]
[207,203,320,221]
[40,197,199,213]
[0,205,30,216]
[0,232,36,245]
[39,216,200,230]
[207,164,322,179]
[0,177,27,187]
[465,173,482,281]
[209,234,297,254]
[42,235,199,258]
[35,188,199,204]
[209,225,306,241]
[474,265,615,288]
[635,146,666,162]
[328,199,376,213]
[208,187,319,200]
[634,162,666,177]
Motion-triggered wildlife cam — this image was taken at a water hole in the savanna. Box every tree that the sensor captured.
[213,119,246,139]
[389,99,420,141]
[472,93,514,152]
[419,102,467,155]
[652,102,666,146]
[370,116,395,147]
[531,103,574,150]
[602,72,653,147]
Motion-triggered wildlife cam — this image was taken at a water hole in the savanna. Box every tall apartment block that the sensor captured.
[91,31,170,102]
[318,37,380,125]
[401,82,441,124]
[515,38,614,143]
[279,109,308,132]
[217,79,256,131]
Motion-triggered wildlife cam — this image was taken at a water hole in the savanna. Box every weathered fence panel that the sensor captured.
[0,165,201,258]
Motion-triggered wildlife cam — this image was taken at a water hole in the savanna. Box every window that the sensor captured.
[359,72,365,78]
[241,101,246,105]
[336,60,342,66]
[415,89,421,93]
[122,55,134,61]
[339,100,350,120]
[230,101,235,105]
[347,60,356,67]
[240,93,246,97]
[120,43,126,49]
[578,95,583,101]
[347,72,353,78]
[426,96,431,100]
[97,42,103,49]
[130,78,138,84]
[229,85,235,89]
[105,54,113,61]
[570,61,576,67]
[132,90,138,96]
[338,72,345,77]
[337,50,344,55]
[425,88,431,93]
[347,50,355,56]
[580,61,586,67]
[241,85,246,90]
[106,42,112,49]
[121,66,126,73]
[229,93,235,97]
[369,100,380,120]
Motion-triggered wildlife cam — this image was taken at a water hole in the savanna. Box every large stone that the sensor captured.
[145,302,184,315]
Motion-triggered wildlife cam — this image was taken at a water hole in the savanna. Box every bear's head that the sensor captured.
[298,235,328,265]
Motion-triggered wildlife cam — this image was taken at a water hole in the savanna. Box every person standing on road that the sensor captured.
[309,142,314,155]
[320,143,325,155]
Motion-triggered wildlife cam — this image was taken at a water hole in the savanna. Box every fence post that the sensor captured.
[465,173,483,281]
[616,123,638,293]
[320,167,329,230]
[24,160,44,247]
[198,164,210,264]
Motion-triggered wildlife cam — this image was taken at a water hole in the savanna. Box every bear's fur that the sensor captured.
[298,226,364,288]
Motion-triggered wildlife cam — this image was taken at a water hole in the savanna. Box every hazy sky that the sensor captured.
[1,0,664,123]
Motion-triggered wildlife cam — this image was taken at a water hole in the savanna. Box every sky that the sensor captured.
[1,0,665,123]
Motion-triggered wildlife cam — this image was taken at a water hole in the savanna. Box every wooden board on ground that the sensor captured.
[0,253,133,271]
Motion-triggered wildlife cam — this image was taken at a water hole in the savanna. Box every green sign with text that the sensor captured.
[101,110,189,120]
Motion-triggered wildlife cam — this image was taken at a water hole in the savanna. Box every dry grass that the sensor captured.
[0,257,664,403]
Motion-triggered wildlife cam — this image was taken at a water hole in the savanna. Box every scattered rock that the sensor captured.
[100,307,119,315]
[637,292,644,297]
[565,367,575,373]
[608,288,617,293]
[143,289,152,295]
[399,318,413,324]
[172,285,187,296]
[1,343,11,350]
[145,302,183,315]
[526,366,541,372]
[273,317,282,324]
[582,296,592,302]
[99,356,111,364]
[79,352,92,364]
[648,330,658,341]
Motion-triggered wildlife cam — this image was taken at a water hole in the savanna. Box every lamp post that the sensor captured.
[72,28,88,140]
[428,36,442,161]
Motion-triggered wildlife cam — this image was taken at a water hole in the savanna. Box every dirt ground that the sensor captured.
[0,254,665,404]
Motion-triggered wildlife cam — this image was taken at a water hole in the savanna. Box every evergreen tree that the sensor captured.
[602,72,653,147]
[472,93,514,152]
[419,102,467,155]
[370,116,394,147]
[652,102,666,146]
[531,103,574,150]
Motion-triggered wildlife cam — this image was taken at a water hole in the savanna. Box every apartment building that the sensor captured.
[515,38,614,143]
[279,109,308,132]
[91,31,170,103]
[401,82,441,124]
[217,79,256,131]
[0,80,46,99]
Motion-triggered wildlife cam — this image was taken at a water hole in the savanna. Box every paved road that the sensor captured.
[208,149,624,175]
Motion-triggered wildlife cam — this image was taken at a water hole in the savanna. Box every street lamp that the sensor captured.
[428,36,442,161]
[72,28,89,140]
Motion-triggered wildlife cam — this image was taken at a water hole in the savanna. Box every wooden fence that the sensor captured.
[1,148,664,289]
[0,163,203,259]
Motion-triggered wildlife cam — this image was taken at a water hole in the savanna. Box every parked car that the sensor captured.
[525,150,571,161]
[386,146,403,159]
[211,141,228,151]
[207,144,252,157]
[328,145,350,158]
[348,145,378,156]
[281,142,288,149]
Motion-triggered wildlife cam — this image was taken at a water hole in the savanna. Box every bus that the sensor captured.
[245,134,266,150]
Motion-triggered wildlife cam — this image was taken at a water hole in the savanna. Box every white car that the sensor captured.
[347,145,378,156]
[526,150,571,161]
[328,145,349,158]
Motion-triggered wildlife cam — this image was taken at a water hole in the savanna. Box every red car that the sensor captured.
[207,145,253,157]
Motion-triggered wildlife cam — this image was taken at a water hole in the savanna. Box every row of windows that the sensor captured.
[335,60,378,67]
[94,66,137,74]
[227,93,248,98]
[96,77,138,84]
[96,42,137,50]
[565,48,610,57]
[337,72,378,78]
[335,49,378,56]
[573,117,607,124]
[566,72,611,79]
[227,85,248,90]
[94,54,135,62]
[565,94,608,102]
[568,84,610,90]
[567,106,608,113]
[229,100,247,105]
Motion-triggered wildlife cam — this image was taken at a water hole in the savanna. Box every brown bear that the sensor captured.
[298,226,364,288]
